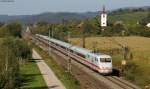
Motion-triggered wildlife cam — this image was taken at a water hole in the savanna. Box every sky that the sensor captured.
[0,0,150,15]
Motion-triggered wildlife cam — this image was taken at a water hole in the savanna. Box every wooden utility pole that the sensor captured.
[67,32,72,73]
[5,46,8,71]
[78,22,86,48]
[82,34,86,48]
[48,29,51,56]
[92,41,98,53]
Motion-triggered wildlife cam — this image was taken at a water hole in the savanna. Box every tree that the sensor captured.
[111,22,128,36]
[6,22,22,37]
[36,21,48,27]
[0,22,22,38]
[2,37,32,59]
[140,13,150,25]
[0,38,19,89]
[0,37,32,89]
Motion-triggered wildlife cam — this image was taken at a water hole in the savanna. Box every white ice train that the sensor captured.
[35,34,113,74]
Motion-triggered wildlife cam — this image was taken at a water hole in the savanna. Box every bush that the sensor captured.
[0,37,32,89]
[2,37,32,59]
[124,62,139,81]
[0,23,22,38]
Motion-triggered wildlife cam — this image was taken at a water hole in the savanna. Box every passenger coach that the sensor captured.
[35,34,112,74]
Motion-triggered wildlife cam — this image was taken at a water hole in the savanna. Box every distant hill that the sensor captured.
[0,15,29,22]
[0,12,99,24]
[0,6,149,24]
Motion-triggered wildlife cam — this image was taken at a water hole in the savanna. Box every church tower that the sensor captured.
[101,5,107,27]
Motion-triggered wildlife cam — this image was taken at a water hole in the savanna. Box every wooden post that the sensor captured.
[49,29,51,56]
[67,32,71,73]
[121,60,127,76]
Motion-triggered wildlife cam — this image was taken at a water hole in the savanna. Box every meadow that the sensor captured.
[70,36,150,60]
[20,60,47,89]
[70,36,150,88]
[109,11,149,27]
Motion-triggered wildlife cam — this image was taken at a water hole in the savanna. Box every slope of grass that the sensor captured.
[70,36,150,67]
[109,11,149,27]
[20,60,47,89]
[70,36,150,60]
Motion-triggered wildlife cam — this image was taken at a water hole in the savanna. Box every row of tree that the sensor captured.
[110,7,150,15]
[0,23,32,89]
[30,13,150,41]
[0,22,22,38]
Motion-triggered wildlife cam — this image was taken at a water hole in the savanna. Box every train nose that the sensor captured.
[99,67,112,74]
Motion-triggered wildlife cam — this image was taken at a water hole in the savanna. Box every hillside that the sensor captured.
[0,6,149,24]
[108,11,149,27]
[0,15,29,22]
[0,12,99,24]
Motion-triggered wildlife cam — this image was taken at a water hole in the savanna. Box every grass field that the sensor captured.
[20,60,47,89]
[109,11,149,27]
[70,36,150,88]
[70,36,150,60]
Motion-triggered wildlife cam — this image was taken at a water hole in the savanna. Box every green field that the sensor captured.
[20,60,47,89]
[70,36,150,88]
[109,11,149,27]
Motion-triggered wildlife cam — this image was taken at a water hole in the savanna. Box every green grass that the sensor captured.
[32,44,81,89]
[20,60,47,89]
[109,11,149,27]
[0,38,4,44]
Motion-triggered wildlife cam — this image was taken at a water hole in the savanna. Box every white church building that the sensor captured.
[101,6,107,27]
[146,23,150,28]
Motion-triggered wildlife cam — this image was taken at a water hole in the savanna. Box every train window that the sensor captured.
[95,58,98,62]
[87,55,90,58]
[100,58,111,62]
[100,58,105,62]
[105,58,111,62]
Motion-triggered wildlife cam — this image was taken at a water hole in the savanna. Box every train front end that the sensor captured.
[98,55,113,75]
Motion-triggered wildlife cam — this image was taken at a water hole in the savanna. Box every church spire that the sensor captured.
[102,5,106,13]
[101,5,107,27]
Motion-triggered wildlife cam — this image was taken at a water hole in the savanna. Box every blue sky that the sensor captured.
[0,0,150,15]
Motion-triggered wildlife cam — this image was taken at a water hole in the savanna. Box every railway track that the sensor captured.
[35,41,109,89]
[32,36,141,89]
[105,76,140,89]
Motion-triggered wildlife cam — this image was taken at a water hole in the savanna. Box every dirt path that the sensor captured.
[32,49,66,89]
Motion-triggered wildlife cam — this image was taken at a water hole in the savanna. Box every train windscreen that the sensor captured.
[100,58,111,62]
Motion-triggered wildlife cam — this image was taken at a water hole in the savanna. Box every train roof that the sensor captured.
[71,46,92,55]
[37,34,92,56]
[50,37,91,55]
[51,38,71,48]
[89,52,111,58]
[36,34,111,58]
